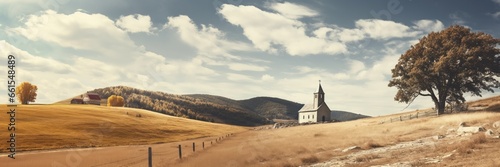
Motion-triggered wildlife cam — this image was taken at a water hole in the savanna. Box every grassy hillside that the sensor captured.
[239,97,304,120]
[57,86,268,126]
[0,104,246,153]
[188,95,304,119]
[468,95,500,111]
[190,95,370,121]
[331,110,370,121]
[57,86,370,126]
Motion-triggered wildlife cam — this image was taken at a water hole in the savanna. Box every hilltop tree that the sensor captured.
[388,25,500,115]
[16,82,38,104]
[107,95,125,107]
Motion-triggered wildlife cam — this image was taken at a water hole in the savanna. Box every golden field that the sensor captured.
[0,104,246,153]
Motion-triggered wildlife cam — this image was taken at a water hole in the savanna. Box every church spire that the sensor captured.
[313,80,325,108]
[317,80,324,94]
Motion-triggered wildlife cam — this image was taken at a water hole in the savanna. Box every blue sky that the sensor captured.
[0,0,499,116]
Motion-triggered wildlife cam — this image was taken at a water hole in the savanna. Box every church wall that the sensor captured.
[298,112,317,123]
[317,105,332,122]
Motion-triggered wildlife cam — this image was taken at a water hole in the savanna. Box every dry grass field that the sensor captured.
[0,104,246,153]
[1,96,499,166]
[178,110,500,166]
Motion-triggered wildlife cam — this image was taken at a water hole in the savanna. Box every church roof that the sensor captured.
[317,83,324,94]
[298,104,316,112]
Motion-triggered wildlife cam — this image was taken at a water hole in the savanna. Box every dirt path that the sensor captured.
[0,135,232,167]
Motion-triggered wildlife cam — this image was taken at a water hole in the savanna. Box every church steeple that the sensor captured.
[313,80,325,108]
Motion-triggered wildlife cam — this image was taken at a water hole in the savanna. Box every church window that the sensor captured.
[313,115,314,119]
[303,115,305,119]
[308,115,310,119]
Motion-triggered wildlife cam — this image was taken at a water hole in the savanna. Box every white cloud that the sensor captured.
[228,63,268,72]
[219,4,348,56]
[491,12,500,19]
[294,66,324,74]
[226,73,254,82]
[413,20,445,33]
[116,14,153,33]
[355,19,419,39]
[155,57,219,79]
[165,15,252,60]
[493,0,500,5]
[348,60,366,74]
[268,2,318,19]
[73,57,125,83]
[261,74,275,81]
[0,0,42,4]
[313,27,366,43]
[10,10,136,56]
[0,40,74,74]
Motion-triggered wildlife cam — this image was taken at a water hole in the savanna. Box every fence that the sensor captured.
[145,133,234,167]
[382,110,437,124]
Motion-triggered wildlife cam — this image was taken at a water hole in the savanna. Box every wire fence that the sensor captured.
[381,110,437,124]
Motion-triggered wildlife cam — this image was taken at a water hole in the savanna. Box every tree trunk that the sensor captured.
[431,93,446,115]
[436,92,447,115]
[437,100,446,115]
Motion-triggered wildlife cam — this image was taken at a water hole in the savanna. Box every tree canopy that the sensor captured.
[388,25,500,115]
[16,82,38,104]
[107,95,125,107]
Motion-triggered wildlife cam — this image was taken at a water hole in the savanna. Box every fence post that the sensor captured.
[203,142,205,149]
[178,145,182,160]
[416,112,419,118]
[399,116,402,121]
[193,142,195,152]
[148,147,152,167]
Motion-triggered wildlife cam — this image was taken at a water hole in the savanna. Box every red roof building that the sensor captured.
[83,93,102,105]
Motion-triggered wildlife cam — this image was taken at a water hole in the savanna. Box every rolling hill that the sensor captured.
[186,95,304,120]
[187,94,371,122]
[57,86,369,126]
[0,104,246,153]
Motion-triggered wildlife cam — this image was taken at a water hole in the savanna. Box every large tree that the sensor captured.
[16,82,38,104]
[107,95,125,107]
[388,25,500,115]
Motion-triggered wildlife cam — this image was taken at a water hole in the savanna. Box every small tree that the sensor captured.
[388,25,500,115]
[107,95,125,107]
[16,82,38,104]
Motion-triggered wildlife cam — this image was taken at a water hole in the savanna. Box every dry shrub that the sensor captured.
[281,163,298,167]
[354,154,380,162]
[361,141,383,149]
[471,133,487,144]
[409,160,426,167]
[457,133,487,154]
[314,133,324,137]
[301,155,320,164]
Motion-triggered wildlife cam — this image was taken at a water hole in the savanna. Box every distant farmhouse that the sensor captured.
[298,82,332,123]
[70,98,84,104]
[71,92,102,105]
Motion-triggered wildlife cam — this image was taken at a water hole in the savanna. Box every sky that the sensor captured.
[0,0,499,116]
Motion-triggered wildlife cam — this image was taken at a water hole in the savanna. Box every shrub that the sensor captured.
[301,155,320,164]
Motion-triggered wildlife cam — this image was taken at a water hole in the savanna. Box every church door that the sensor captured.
[322,115,325,122]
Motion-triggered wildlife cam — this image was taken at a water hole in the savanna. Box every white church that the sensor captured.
[298,81,332,123]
